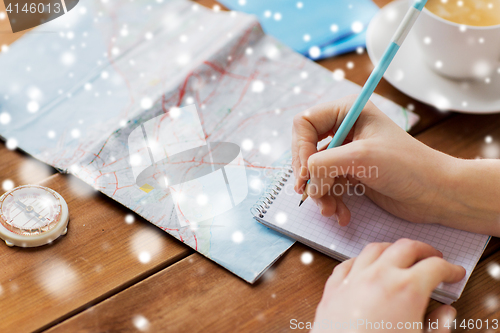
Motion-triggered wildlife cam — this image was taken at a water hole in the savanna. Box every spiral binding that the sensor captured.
[251,160,293,218]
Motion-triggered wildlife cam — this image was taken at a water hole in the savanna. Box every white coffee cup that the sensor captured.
[413,3,500,80]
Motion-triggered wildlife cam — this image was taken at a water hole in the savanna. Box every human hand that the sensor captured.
[291,95,460,228]
[312,239,465,333]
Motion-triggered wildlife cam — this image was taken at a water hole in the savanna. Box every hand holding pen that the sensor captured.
[296,0,428,208]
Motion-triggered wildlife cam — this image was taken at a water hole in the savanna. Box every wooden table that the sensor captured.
[1,1,499,332]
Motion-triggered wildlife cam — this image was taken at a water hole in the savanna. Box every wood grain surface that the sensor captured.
[46,245,500,333]
[0,174,191,332]
[1,0,499,332]
[46,244,336,333]
[0,144,57,188]
[0,0,28,45]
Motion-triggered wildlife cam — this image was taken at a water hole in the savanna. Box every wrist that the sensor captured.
[423,153,465,224]
[440,157,500,235]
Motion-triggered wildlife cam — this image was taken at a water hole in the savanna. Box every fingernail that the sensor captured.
[336,214,345,226]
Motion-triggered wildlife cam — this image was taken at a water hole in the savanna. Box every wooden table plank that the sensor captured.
[448,250,500,332]
[47,243,335,333]
[0,0,28,46]
[481,237,500,261]
[416,113,500,160]
[46,243,500,333]
[0,173,191,333]
[0,145,57,190]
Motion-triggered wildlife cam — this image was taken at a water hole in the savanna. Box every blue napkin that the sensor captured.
[218,0,378,59]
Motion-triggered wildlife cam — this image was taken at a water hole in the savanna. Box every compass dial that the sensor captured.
[0,185,62,235]
[0,185,69,247]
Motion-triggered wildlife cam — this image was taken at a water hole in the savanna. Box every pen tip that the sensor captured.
[298,200,303,207]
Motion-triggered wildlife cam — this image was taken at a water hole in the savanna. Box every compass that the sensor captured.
[0,185,69,247]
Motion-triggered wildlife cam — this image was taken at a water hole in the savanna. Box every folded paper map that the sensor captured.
[0,0,418,282]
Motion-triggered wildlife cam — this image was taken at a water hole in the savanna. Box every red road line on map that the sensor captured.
[227,23,256,63]
[177,73,193,107]
[161,227,179,231]
[230,72,255,112]
[203,61,248,80]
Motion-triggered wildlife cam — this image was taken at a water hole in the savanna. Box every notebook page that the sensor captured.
[260,174,490,300]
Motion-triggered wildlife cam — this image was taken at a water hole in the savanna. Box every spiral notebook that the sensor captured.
[252,162,490,304]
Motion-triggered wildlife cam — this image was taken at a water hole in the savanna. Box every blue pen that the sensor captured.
[299,0,427,206]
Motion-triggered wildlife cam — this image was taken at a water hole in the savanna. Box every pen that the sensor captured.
[299,0,428,207]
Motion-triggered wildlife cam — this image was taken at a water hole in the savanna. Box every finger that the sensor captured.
[316,191,338,217]
[316,178,352,224]
[319,175,348,201]
[292,113,317,193]
[292,95,373,193]
[312,175,348,217]
[295,95,378,139]
[336,198,351,226]
[425,305,457,333]
[291,129,312,194]
[291,129,301,192]
[307,140,375,195]
[411,257,466,292]
[324,258,356,294]
[378,239,443,268]
[326,177,352,226]
[315,194,351,226]
[349,242,392,275]
[307,170,335,199]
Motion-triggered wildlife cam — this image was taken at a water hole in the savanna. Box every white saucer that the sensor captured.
[366,0,500,114]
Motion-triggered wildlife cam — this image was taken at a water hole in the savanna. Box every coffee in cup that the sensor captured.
[426,0,500,26]
[413,0,500,80]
